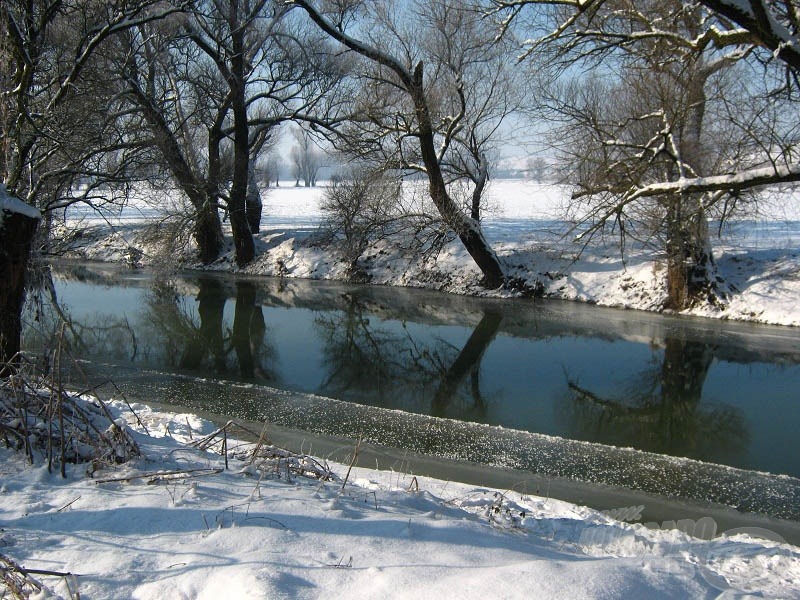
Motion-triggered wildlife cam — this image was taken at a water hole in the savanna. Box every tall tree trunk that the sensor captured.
[246,162,262,234]
[195,199,225,264]
[667,66,720,309]
[228,20,255,267]
[664,196,689,310]
[0,202,40,374]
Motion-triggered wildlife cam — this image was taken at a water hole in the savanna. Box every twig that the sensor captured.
[106,379,149,436]
[330,556,353,569]
[222,428,228,470]
[57,496,81,512]
[94,468,223,484]
[18,567,80,578]
[340,435,363,493]
[248,420,271,466]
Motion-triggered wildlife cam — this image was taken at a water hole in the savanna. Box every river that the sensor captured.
[23,260,800,526]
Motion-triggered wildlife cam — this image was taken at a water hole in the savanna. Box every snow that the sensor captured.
[6,179,800,597]
[58,179,800,326]
[0,183,41,224]
[2,396,799,599]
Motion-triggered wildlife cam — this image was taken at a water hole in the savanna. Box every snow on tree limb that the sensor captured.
[698,1,800,71]
[0,184,41,222]
[626,161,800,199]
[576,162,800,211]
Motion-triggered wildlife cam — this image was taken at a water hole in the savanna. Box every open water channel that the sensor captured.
[23,260,800,530]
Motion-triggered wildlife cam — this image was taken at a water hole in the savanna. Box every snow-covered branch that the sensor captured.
[700,0,800,71]
[627,161,800,199]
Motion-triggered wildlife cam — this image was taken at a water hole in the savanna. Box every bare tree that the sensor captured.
[114,21,227,264]
[291,0,521,288]
[114,0,345,266]
[258,152,283,187]
[290,126,323,186]
[319,167,400,278]
[1,0,183,368]
[492,0,797,307]
[491,0,800,195]
[526,157,548,182]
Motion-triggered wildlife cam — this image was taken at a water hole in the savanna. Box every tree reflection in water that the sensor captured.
[315,293,500,421]
[232,282,268,378]
[23,266,139,368]
[144,277,276,381]
[179,277,226,371]
[431,310,502,419]
[27,264,770,470]
[567,337,748,462]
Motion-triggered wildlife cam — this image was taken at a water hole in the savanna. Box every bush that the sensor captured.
[320,169,400,279]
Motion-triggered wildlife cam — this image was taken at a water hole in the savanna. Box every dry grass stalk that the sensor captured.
[94,467,224,485]
[340,435,363,492]
[189,420,334,481]
[0,361,139,474]
[0,552,46,599]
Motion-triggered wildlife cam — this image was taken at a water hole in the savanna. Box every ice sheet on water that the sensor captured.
[94,365,800,522]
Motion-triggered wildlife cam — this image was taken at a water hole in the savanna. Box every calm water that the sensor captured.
[23,261,800,517]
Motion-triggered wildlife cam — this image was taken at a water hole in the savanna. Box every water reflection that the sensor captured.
[567,337,747,462]
[232,282,269,379]
[432,310,502,419]
[23,261,800,477]
[314,296,502,421]
[143,277,276,380]
[314,292,445,404]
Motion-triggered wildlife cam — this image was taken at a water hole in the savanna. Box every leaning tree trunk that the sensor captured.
[0,196,41,374]
[410,66,505,288]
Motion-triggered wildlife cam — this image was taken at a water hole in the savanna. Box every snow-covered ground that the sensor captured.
[5,180,798,598]
[59,179,800,326]
[2,397,799,599]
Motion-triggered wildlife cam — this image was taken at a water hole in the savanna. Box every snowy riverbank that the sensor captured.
[2,395,800,599]
[6,179,799,598]
[59,180,800,327]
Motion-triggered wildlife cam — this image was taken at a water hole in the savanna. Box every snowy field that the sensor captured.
[5,180,799,598]
[60,179,800,327]
[2,396,799,599]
